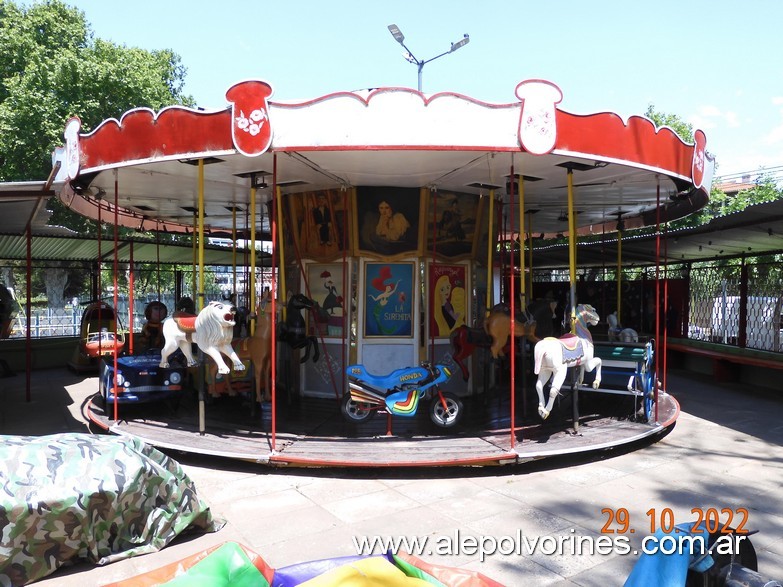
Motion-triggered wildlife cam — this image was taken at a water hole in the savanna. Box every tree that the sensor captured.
[0,0,193,309]
[0,0,193,182]
[644,106,783,229]
[644,104,694,144]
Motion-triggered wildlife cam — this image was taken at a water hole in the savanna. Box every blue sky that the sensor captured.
[69,0,783,180]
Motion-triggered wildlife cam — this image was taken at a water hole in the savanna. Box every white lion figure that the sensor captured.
[159,301,245,375]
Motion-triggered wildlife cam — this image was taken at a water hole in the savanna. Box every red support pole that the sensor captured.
[97,200,102,358]
[654,183,661,423]
[341,189,348,403]
[430,188,437,363]
[270,154,278,452]
[662,224,668,393]
[509,165,516,449]
[128,241,134,356]
[113,171,120,422]
[25,224,32,402]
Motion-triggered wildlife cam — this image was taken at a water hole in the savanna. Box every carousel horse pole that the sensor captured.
[211,299,274,402]
[160,300,245,375]
[449,324,490,382]
[533,304,602,420]
[278,293,320,363]
[484,305,539,359]
[449,303,538,382]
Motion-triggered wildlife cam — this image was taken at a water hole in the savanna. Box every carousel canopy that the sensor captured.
[52,79,714,239]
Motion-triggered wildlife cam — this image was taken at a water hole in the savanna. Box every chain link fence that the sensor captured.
[529,258,782,354]
[688,260,782,352]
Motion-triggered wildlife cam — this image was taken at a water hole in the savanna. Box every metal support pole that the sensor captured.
[485,190,495,314]
[25,224,31,402]
[198,159,206,435]
[250,184,257,327]
[566,169,577,331]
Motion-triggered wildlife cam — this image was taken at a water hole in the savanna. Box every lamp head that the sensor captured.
[450,34,469,52]
[388,24,405,44]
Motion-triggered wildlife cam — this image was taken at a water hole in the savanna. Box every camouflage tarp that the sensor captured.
[0,433,224,586]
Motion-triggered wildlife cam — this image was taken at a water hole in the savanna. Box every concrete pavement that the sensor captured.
[1,368,781,586]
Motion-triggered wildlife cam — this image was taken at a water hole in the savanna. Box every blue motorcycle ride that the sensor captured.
[342,361,463,428]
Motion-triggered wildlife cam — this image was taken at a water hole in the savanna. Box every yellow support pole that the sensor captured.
[198,159,205,311]
[232,206,237,302]
[567,169,577,332]
[517,176,526,307]
[485,190,495,314]
[527,211,534,297]
[617,228,623,324]
[191,213,197,299]
[250,185,257,323]
[276,185,287,320]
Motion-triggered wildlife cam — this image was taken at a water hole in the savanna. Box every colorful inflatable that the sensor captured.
[104,541,504,587]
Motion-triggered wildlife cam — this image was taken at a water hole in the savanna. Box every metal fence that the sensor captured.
[688,260,782,352]
[6,258,782,355]
[531,258,782,354]
[2,264,274,340]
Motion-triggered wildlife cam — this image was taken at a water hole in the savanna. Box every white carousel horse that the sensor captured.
[533,304,603,420]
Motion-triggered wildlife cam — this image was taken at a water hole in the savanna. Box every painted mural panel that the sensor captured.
[287,190,349,260]
[306,263,346,337]
[425,191,481,259]
[429,264,467,338]
[364,262,414,337]
[355,187,421,257]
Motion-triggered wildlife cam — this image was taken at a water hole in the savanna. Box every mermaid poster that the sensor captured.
[364,262,414,337]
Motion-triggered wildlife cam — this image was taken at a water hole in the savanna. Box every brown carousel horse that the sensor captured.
[449,303,540,381]
[233,300,274,402]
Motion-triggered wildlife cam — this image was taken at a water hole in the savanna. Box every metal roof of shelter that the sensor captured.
[0,232,269,265]
[0,181,268,265]
[532,197,783,267]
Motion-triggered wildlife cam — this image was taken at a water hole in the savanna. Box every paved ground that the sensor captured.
[1,367,781,586]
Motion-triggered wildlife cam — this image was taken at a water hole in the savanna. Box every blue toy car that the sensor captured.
[99,352,187,404]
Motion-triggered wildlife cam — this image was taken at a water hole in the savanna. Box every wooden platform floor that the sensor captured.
[86,386,679,468]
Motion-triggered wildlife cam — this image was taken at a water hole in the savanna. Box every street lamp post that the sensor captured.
[387,24,469,92]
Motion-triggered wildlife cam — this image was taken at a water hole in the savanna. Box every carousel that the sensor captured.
[53,78,713,467]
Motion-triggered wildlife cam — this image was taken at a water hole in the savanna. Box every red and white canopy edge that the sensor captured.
[51,79,714,237]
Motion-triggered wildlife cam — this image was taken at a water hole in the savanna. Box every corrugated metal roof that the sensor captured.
[0,181,269,265]
[0,233,268,265]
[533,198,783,267]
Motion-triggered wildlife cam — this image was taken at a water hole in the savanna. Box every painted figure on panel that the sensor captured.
[430,266,466,337]
[357,187,420,256]
[365,263,413,337]
[375,200,411,242]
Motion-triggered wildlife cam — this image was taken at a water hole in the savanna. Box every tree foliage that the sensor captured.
[645,105,783,230]
[0,0,195,309]
[644,104,695,144]
[0,0,193,182]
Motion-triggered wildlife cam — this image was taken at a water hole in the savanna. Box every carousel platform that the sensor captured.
[84,383,679,468]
